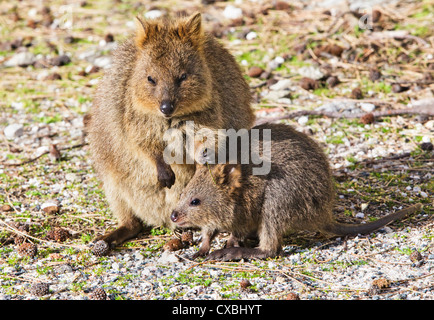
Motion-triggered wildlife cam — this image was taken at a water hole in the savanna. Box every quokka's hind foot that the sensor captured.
[94,217,143,247]
[205,247,272,262]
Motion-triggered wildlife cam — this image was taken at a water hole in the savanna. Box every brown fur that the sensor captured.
[87,13,255,246]
[171,123,422,260]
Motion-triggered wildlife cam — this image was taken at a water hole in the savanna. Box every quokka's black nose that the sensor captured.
[160,100,174,116]
[171,211,179,222]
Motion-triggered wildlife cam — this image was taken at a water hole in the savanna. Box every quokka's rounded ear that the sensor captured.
[135,16,162,47]
[135,16,148,47]
[212,163,242,194]
[185,12,202,38]
[177,12,204,46]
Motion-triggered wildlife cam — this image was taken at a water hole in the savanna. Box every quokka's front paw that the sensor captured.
[157,164,176,188]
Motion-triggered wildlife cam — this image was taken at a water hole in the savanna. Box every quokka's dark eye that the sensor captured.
[190,198,201,206]
[179,73,187,82]
[148,76,156,85]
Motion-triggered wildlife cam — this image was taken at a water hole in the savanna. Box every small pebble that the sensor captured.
[299,77,319,90]
[297,116,309,126]
[4,124,24,140]
[245,31,257,40]
[247,66,264,78]
[275,1,291,10]
[392,83,409,93]
[50,55,71,67]
[350,88,363,99]
[326,76,340,87]
[360,103,376,113]
[369,69,381,81]
[223,5,243,20]
[144,10,163,19]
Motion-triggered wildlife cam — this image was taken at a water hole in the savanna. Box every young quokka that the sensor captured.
[170,123,422,261]
[87,13,255,246]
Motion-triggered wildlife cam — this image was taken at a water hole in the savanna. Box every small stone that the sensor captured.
[4,124,24,140]
[92,240,110,256]
[223,5,243,20]
[268,58,282,70]
[299,77,319,90]
[240,279,252,290]
[410,250,423,263]
[328,44,344,57]
[158,250,180,264]
[275,1,291,11]
[298,65,324,80]
[1,204,13,212]
[49,55,71,67]
[93,56,112,69]
[263,90,291,102]
[350,88,363,99]
[326,76,340,87]
[248,66,264,78]
[297,116,309,126]
[392,83,409,93]
[369,69,381,81]
[85,65,100,74]
[65,173,80,182]
[30,283,49,297]
[314,44,344,58]
[245,31,257,41]
[413,186,421,192]
[260,71,272,80]
[64,35,76,44]
[27,19,37,29]
[104,33,114,43]
[3,51,35,67]
[42,205,60,215]
[54,263,73,274]
[397,52,411,63]
[424,120,434,130]
[33,58,50,68]
[145,10,163,19]
[269,79,292,91]
[43,73,62,81]
[360,103,376,113]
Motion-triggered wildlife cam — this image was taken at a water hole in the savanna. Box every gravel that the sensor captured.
[0,225,432,300]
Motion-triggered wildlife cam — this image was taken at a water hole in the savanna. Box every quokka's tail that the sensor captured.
[322,203,423,236]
